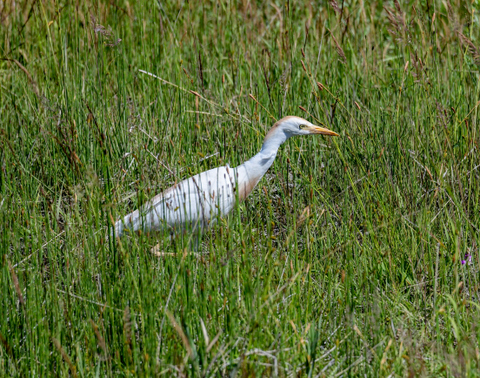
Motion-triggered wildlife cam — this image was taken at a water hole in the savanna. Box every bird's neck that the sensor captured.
[234,129,288,199]
[244,130,287,176]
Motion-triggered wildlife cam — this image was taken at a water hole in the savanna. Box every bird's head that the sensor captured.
[264,116,339,144]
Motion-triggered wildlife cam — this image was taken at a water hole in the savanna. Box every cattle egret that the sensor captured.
[114,116,338,239]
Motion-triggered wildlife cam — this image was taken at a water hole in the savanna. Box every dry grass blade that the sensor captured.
[353,325,378,359]
[52,337,78,378]
[334,355,365,377]
[329,0,341,14]
[458,32,480,65]
[56,288,123,312]
[330,32,346,64]
[384,3,407,42]
[123,306,132,346]
[248,93,276,120]
[90,14,121,46]
[204,342,229,377]
[410,52,425,80]
[0,332,14,359]
[166,310,193,358]
[7,59,39,96]
[7,259,25,306]
[394,0,402,14]
[206,329,222,353]
[301,59,307,73]
[89,319,108,357]
[200,317,209,347]
[446,1,459,33]
[138,69,249,123]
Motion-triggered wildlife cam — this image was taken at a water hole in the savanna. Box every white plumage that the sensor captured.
[114,116,338,238]
[115,165,237,236]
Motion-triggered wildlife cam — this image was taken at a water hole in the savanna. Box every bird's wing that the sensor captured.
[115,166,237,236]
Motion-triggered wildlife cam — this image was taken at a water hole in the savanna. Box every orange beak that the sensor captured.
[305,125,339,136]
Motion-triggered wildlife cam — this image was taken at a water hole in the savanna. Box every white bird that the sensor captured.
[114,116,338,239]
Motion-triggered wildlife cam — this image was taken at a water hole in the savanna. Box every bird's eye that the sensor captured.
[299,124,307,129]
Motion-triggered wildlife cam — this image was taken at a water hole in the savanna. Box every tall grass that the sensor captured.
[1,0,479,376]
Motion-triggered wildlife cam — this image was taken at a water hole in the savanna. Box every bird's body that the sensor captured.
[114,116,338,238]
[115,165,237,236]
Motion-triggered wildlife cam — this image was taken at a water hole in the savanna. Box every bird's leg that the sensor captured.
[150,231,201,257]
[150,242,163,256]
[151,242,184,257]
[150,231,175,257]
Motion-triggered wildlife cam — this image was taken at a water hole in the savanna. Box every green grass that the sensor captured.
[1,0,480,376]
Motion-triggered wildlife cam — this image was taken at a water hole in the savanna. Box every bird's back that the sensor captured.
[114,165,237,237]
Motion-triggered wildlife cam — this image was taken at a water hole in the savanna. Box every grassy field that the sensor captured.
[1,0,480,376]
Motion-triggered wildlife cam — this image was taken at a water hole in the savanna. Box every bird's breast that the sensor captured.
[235,166,263,201]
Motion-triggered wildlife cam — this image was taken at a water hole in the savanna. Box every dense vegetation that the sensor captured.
[1,0,479,376]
